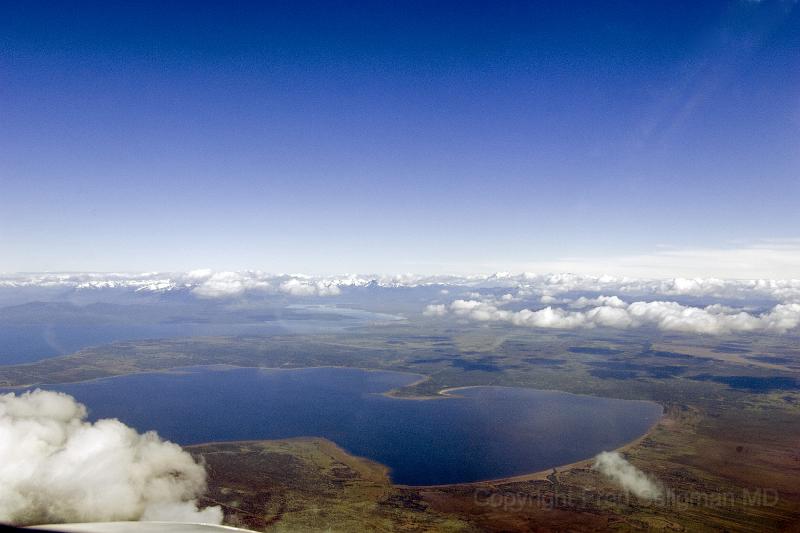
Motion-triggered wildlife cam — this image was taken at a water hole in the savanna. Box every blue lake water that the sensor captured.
[40,366,662,485]
[0,324,278,364]
[0,305,401,364]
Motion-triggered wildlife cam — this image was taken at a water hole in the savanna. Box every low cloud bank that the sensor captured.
[190,270,271,298]
[593,451,661,499]
[437,297,800,335]
[0,390,221,526]
[279,278,341,297]
[191,271,340,298]
[3,271,800,304]
[423,304,448,317]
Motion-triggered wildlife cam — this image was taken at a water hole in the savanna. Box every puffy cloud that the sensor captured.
[4,271,800,333]
[423,304,448,317]
[0,390,221,526]
[192,271,271,298]
[441,297,800,335]
[624,301,800,335]
[510,306,588,329]
[279,278,341,297]
[191,272,341,298]
[450,299,507,322]
[569,295,627,309]
[3,270,800,305]
[585,304,636,328]
[185,269,213,280]
[593,451,661,500]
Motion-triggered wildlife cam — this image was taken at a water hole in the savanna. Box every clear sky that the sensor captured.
[2,1,799,276]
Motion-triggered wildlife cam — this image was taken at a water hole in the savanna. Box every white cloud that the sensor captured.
[279,278,341,297]
[186,268,213,280]
[443,296,800,335]
[190,272,341,298]
[593,451,661,500]
[2,269,799,333]
[511,306,588,329]
[3,267,800,305]
[423,304,448,317]
[569,295,627,309]
[0,390,221,526]
[192,271,271,298]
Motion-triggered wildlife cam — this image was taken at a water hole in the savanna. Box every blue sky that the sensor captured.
[2,1,799,275]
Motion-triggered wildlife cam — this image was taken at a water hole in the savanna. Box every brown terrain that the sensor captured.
[191,401,800,532]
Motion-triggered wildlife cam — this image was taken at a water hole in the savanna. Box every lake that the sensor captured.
[0,305,402,364]
[41,366,662,485]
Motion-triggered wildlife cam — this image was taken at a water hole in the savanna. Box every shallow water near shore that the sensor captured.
[42,366,662,485]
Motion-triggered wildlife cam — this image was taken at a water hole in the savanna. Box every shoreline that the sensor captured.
[0,362,430,390]
[185,406,667,491]
[396,410,665,489]
[5,361,667,491]
[187,416,663,490]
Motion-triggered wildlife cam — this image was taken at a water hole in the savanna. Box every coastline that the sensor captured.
[185,406,667,491]
[4,360,667,491]
[395,409,666,489]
